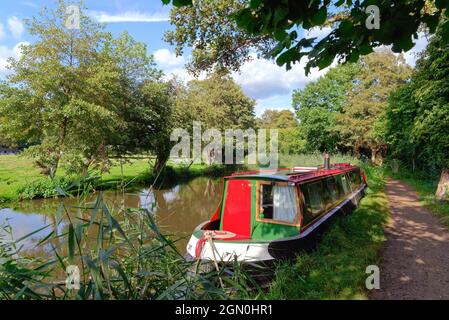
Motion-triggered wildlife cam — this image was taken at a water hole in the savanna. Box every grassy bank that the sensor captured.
[383,167,449,228]
[0,155,229,203]
[267,165,389,299]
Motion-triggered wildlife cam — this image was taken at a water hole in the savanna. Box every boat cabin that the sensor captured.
[186,163,367,263]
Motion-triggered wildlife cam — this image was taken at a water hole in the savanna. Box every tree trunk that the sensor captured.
[153,154,169,176]
[370,146,384,166]
[435,169,449,201]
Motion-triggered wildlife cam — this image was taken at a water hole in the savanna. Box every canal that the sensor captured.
[0,177,224,258]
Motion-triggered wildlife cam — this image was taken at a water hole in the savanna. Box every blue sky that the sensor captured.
[0,0,428,116]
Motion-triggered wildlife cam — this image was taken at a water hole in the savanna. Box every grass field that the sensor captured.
[267,165,389,299]
[0,155,216,202]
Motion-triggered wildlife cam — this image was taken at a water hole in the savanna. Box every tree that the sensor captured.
[382,84,419,170]
[292,62,360,152]
[165,0,274,75]
[0,1,166,176]
[257,109,297,129]
[335,49,411,164]
[174,72,256,131]
[278,127,306,155]
[383,23,449,199]
[162,0,449,74]
[0,1,120,177]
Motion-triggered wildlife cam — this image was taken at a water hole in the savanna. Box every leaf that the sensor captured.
[339,20,353,36]
[56,202,64,226]
[276,48,300,66]
[311,6,327,26]
[348,50,360,63]
[318,53,334,69]
[102,202,133,247]
[68,224,75,263]
[435,0,449,10]
[55,186,68,197]
[273,6,288,27]
[397,35,415,52]
[51,245,66,270]
[89,192,102,227]
[172,0,192,7]
[250,0,264,9]
[359,43,374,55]
[15,224,50,243]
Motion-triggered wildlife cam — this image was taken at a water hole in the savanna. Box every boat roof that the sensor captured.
[226,163,358,183]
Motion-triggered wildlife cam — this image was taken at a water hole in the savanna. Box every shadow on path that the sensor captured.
[370,179,449,300]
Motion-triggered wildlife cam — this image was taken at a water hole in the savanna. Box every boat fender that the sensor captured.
[194,231,237,258]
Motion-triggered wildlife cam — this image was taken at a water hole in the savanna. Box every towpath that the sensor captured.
[370,179,449,300]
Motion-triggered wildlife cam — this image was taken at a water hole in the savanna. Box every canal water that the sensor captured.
[0,177,224,258]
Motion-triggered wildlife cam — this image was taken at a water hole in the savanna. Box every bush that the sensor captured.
[16,176,103,200]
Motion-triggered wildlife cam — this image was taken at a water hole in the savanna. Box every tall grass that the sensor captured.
[267,165,389,299]
[0,187,263,300]
[279,152,358,168]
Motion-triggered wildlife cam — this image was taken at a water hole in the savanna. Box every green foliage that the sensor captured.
[257,109,297,129]
[0,192,264,300]
[16,177,73,200]
[335,50,411,162]
[164,0,274,74]
[268,165,388,299]
[174,71,256,131]
[162,0,449,74]
[292,62,360,152]
[382,22,449,171]
[0,1,168,177]
[278,127,306,155]
[279,152,356,168]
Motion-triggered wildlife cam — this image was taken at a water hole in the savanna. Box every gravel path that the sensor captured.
[370,179,449,300]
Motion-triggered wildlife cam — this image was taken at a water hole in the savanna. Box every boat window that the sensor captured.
[258,182,298,225]
[324,177,340,203]
[302,176,346,225]
[349,170,362,190]
[302,181,324,218]
[340,174,351,195]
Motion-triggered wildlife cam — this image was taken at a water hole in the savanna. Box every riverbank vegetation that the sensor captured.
[268,165,388,299]
[0,186,263,300]
[0,154,229,203]
[2,0,449,301]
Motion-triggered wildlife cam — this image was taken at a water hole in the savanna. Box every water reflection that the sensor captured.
[0,177,223,257]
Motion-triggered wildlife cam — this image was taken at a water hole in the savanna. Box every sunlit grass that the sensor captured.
[279,153,358,168]
[0,155,220,202]
[267,165,389,299]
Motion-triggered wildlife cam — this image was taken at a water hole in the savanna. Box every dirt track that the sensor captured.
[370,179,449,300]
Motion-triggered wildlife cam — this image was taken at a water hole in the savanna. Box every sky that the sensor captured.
[0,0,429,116]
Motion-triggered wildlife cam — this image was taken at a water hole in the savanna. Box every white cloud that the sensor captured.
[0,23,5,41]
[305,27,332,42]
[154,49,185,68]
[232,54,327,100]
[21,1,39,8]
[7,16,24,39]
[0,42,29,76]
[90,10,169,23]
[403,33,429,67]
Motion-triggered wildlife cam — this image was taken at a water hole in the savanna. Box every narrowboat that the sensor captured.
[186,161,367,264]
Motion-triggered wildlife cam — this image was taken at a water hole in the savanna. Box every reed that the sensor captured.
[0,181,264,300]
